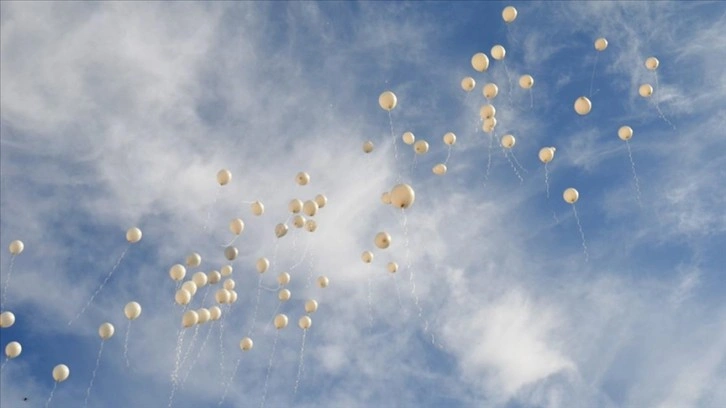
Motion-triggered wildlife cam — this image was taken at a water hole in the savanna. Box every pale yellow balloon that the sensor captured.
[574,96,592,115]
[278,289,291,302]
[491,45,506,61]
[8,240,24,255]
[175,289,192,306]
[645,57,659,71]
[288,199,303,214]
[215,288,231,304]
[501,134,516,149]
[363,141,374,153]
[0,311,16,328]
[298,316,312,330]
[277,272,291,286]
[126,227,142,244]
[275,223,289,238]
[317,276,329,288]
[305,299,318,314]
[124,301,142,320]
[256,257,270,273]
[197,308,211,324]
[209,306,222,321]
[390,184,415,209]
[240,337,253,351]
[443,132,456,146]
[387,262,398,273]
[208,270,221,284]
[374,232,392,249]
[223,278,235,291]
[538,147,556,164]
[433,163,447,175]
[461,77,476,92]
[483,83,499,99]
[303,200,319,217]
[639,84,653,98]
[305,219,317,232]
[274,314,289,329]
[292,214,306,228]
[216,169,232,186]
[379,91,398,111]
[181,281,198,296]
[5,341,21,358]
[192,271,208,288]
[618,126,633,141]
[361,251,374,264]
[314,194,328,208]
[229,218,245,235]
[169,264,187,281]
[518,74,534,89]
[402,131,415,145]
[594,38,608,51]
[186,253,201,268]
[563,188,579,204]
[251,201,265,216]
[381,192,392,205]
[98,322,115,340]
[483,117,497,132]
[229,290,238,303]
[502,6,518,23]
[479,104,496,119]
[414,140,429,155]
[296,172,310,186]
[471,52,490,72]
[220,265,233,277]
[182,311,199,328]
[53,364,70,382]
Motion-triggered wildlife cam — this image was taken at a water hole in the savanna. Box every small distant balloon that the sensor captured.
[574,96,592,115]
[53,364,70,382]
[618,126,633,141]
[433,163,447,175]
[220,265,233,277]
[501,134,516,149]
[471,53,490,72]
[305,219,317,232]
[298,316,312,330]
[5,341,21,359]
[229,218,245,235]
[314,194,327,208]
[538,147,556,163]
[223,278,235,290]
[240,337,253,351]
[317,276,329,288]
[98,322,115,340]
[278,289,291,302]
[461,77,476,92]
[288,199,303,214]
[224,246,239,261]
[216,169,232,186]
[363,141,374,153]
[483,83,499,99]
[379,91,398,111]
[414,140,429,155]
[208,270,221,284]
[518,74,534,89]
[275,223,289,238]
[381,192,392,205]
[502,6,518,23]
[209,306,222,321]
[182,311,199,328]
[124,302,141,320]
[175,289,192,305]
[8,240,24,255]
[186,253,202,268]
[390,184,415,209]
[491,45,506,61]
[256,257,270,273]
[402,131,415,145]
[182,281,198,296]
[639,84,653,98]
[0,311,15,328]
[277,272,291,286]
[274,314,289,329]
[443,132,456,145]
[192,271,208,288]
[645,57,659,71]
[387,262,398,273]
[594,38,608,51]
[296,172,310,186]
[302,200,318,217]
[292,214,306,228]
[480,104,496,119]
[251,201,265,216]
[563,188,580,204]
[126,227,142,244]
[305,299,318,313]
[361,251,374,263]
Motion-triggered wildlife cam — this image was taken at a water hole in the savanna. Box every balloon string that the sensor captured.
[367,274,374,331]
[503,60,514,109]
[168,328,186,408]
[483,132,494,188]
[625,141,643,208]
[181,323,214,386]
[305,236,316,290]
[392,272,404,312]
[529,89,534,110]
[260,331,280,408]
[293,329,308,396]
[123,321,132,368]
[653,73,676,130]
[247,275,263,337]
[221,234,239,248]
[544,163,551,198]
[388,111,401,183]
[589,52,599,98]
[218,305,228,376]
[509,150,528,174]
[290,237,311,272]
[218,356,242,406]
[45,382,58,408]
[444,146,452,165]
[69,246,129,326]
[0,357,8,372]
[0,255,16,307]
[503,149,524,184]
[178,323,201,375]
[202,187,223,233]
[572,205,589,263]
[83,341,105,408]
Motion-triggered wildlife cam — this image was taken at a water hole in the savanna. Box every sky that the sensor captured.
[1,1,726,407]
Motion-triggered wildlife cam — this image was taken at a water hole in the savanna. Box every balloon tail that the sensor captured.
[69,246,129,326]
[0,256,16,307]
[572,205,589,262]
[218,357,242,406]
[503,149,524,184]
[218,306,227,375]
[221,234,239,248]
[510,150,528,174]
[260,331,280,408]
[45,382,58,408]
[367,274,374,331]
[392,272,404,312]
[544,163,551,198]
[503,60,514,108]
[247,276,263,337]
[0,357,8,371]
[589,52,599,98]
[168,328,186,408]
[181,323,214,386]
[626,141,643,208]
[388,111,402,184]
[83,341,105,408]
[654,73,676,130]
[483,133,494,187]
[202,187,223,233]
[293,329,308,396]
[178,324,201,376]
[123,321,132,368]
[444,146,452,165]
[306,237,316,289]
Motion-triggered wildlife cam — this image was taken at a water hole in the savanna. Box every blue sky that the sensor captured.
[1,1,725,407]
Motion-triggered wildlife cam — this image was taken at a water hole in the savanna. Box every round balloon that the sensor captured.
[223,278,235,290]
[182,311,199,328]
[0,311,15,328]
[208,270,221,284]
[305,299,318,314]
[215,289,231,304]
[390,184,415,209]
[414,140,429,155]
[224,246,238,261]
[502,6,518,23]
[639,84,653,98]
[53,364,70,382]
[181,281,197,296]
[402,131,415,145]
[175,289,192,305]
[518,74,534,89]
[379,91,397,111]
[5,341,21,359]
[433,163,447,175]
[594,37,608,51]
[288,199,303,214]
[209,306,222,321]
[275,223,289,238]
[220,265,233,277]
[124,302,142,320]
[277,272,291,286]
[461,77,476,92]
[483,83,499,99]
[240,337,253,351]
[298,316,312,330]
[479,104,496,119]
[471,52,490,72]
[302,200,318,217]
[645,57,659,71]
[317,276,329,288]
[216,169,232,186]
[443,132,456,145]
[574,96,592,115]
[273,314,289,329]
[196,308,211,324]
[186,253,201,268]
[374,232,391,249]
[314,194,328,208]
[538,147,556,163]
[305,219,317,232]
[491,45,506,61]
[501,134,516,149]
[8,240,24,255]
[381,192,392,205]
[292,214,306,228]
[229,218,245,235]
[296,172,310,186]
[618,126,633,141]
[361,251,374,263]
[256,257,270,273]
[278,289,291,302]
[98,322,115,340]
[363,140,374,153]
[126,227,142,244]
[251,201,265,216]
[387,262,398,273]
[563,188,580,204]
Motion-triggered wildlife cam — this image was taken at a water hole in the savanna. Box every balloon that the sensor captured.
[374,232,391,249]
[314,194,328,208]
[256,257,270,273]
[277,272,291,286]
[402,131,415,145]
[215,289,231,304]
[240,337,253,351]
[182,311,199,328]
[433,163,447,175]
[229,218,245,235]
[501,134,516,149]
[5,341,21,359]
[303,200,319,217]
[175,289,192,305]
[0,311,15,328]
[124,302,141,320]
[639,84,653,97]
[216,169,232,186]
[618,126,633,141]
[491,45,506,61]
[390,184,415,209]
[305,219,317,232]
[288,199,303,214]
[296,172,310,186]
[379,91,397,111]
[461,77,476,92]
[278,289,291,302]
[230,290,239,304]
[471,53,490,72]
[181,281,198,296]
[197,308,211,324]
[502,6,518,23]
[220,265,233,277]
[224,246,238,261]
[298,316,312,330]
[414,140,429,155]
[53,364,70,382]
[361,251,374,263]
[275,223,289,238]
[483,117,497,132]
[443,132,456,145]
[208,270,221,284]
[317,276,329,288]
[381,192,392,205]
[574,96,592,115]
[594,37,608,51]
[192,271,208,288]
[209,306,222,321]
[305,299,318,314]
[363,140,374,153]
[98,322,115,340]
[387,262,398,273]
[223,278,235,290]
[8,240,24,255]
[273,314,288,329]
[519,74,534,89]
[563,188,579,204]
[645,57,659,71]
[292,214,306,228]
[479,104,496,119]
[186,253,201,268]
[126,227,142,244]
[483,83,499,99]
[251,201,265,216]
[538,147,556,163]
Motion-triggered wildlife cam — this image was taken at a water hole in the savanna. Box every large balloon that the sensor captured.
[402,131,415,145]
[518,74,534,89]
[8,240,24,255]
[98,322,115,340]
[197,308,211,324]
[223,278,236,290]
[443,132,456,146]
[5,341,21,359]
[363,141,374,153]
[538,147,556,164]
[501,134,516,149]
[124,302,142,320]
[303,200,319,217]
[229,218,245,235]
[126,227,142,244]
[574,96,592,115]
[186,253,201,268]
[305,299,318,313]
[298,316,312,330]
[491,45,506,61]
[379,91,398,111]
[645,57,659,71]
[273,314,289,329]
[479,104,496,119]
[175,289,192,305]
[594,38,608,51]
[433,163,447,175]
[639,84,653,97]
[390,184,415,209]
[483,83,499,99]
[296,172,310,186]
[224,246,239,261]
[251,201,265,216]
[502,6,518,23]
[461,77,476,92]
[374,232,391,249]
[471,53,490,72]
[256,257,270,273]
[182,311,199,328]
[0,311,15,328]
[288,199,303,214]
[292,214,306,228]
[618,126,633,141]
[240,337,253,351]
[563,188,580,204]
[216,169,232,186]
[53,364,70,382]
[414,140,429,155]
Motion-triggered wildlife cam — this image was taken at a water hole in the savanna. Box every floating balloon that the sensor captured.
[491,45,506,61]
[471,52,490,72]
[461,77,476,92]
[296,172,310,186]
[305,299,318,313]
[298,316,312,330]
[362,141,374,153]
[209,306,222,321]
[414,140,429,155]
[433,163,447,175]
[502,6,518,23]
[197,308,211,324]
[317,276,329,288]
[390,184,415,209]
[229,218,245,235]
[175,289,192,306]
[126,227,142,244]
[594,37,608,51]
[8,240,24,255]
[443,132,456,145]
[361,251,374,263]
[483,117,497,132]
[378,91,397,111]
[220,265,233,277]
[305,219,317,232]
[215,289,231,304]
[402,131,415,145]
[256,257,270,273]
[5,341,21,359]
[538,147,556,163]
[374,232,392,249]
[279,289,291,302]
[387,262,398,273]
[519,74,534,89]
[182,311,199,328]
[315,194,328,208]
[0,311,15,328]
[274,314,289,329]
[277,272,291,286]
[224,246,239,261]
[292,214,306,228]
[639,84,653,97]
[574,96,592,115]
[216,169,232,186]
[181,281,198,296]
[229,289,239,304]
[618,126,633,141]
[501,134,516,149]
[302,200,318,217]
[645,57,659,71]
[483,83,499,99]
[479,104,496,119]
[208,270,221,284]
[124,302,141,320]
[186,253,201,268]
[381,192,392,205]
[563,188,580,204]
[98,323,115,340]
[53,364,70,382]
[223,278,235,290]
[251,201,264,216]
[275,223,289,238]
[288,199,303,214]
[240,337,253,351]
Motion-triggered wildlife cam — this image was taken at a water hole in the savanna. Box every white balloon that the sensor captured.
[240,337,253,351]
[518,74,534,89]
[479,104,496,119]
[379,91,397,111]
[298,316,312,330]
[594,37,608,51]
[381,192,392,205]
[278,289,291,302]
[390,184,415,209]
[402,131,415,145]
[216,169,232,186]
[182,311,199,328]
[538,147,556,164]
[275,223,289,238]
[124,302,142,320]
[209,306,222,321]
[314,194,328,208]
[639,84,653,98]
[256,257,270,273]
[223,278,236,291]
[414,140,429,155]
[443,132,456,145]
[361,251,374,263]
[288,199,303,214]
[645,57,659,71]
[483,83,499,99]
[305,299,318,314]
[5,341,21,359]
[169,264,187,281]
[387,262,398,273]
[563,188,579,204]
[618,126,633,141]
[501,134,516,149]
[277,272,291,286]
[215,289,231,304]
[197,308,211,324]
[182,281,198,296]
[461,77,476,92]
[251,201,265,216]
[126,227,142,244]
[292,214,306,228]
[220,265,233,277]
[317,276,329,288]
[491,45,506,61]
[98,322,115,340]
[305,219,317,232]
[53,364,70,382]
[296,172,310,186]
[0,311,15,328]
[433,163,447,175]
[192,271,208,288]
[186,253,202,268]
[363,140,374,153]
[574,96,592,115]
[273,314,289,329]
[8,240,24,255]
[175,289,192,306]
[502,6,518,23]
[483,117,497,132]
[229,218,245,235]
[471,52,490,72]
[374,232,391,249]
[303,200,319,217]
[208,270,221,284]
